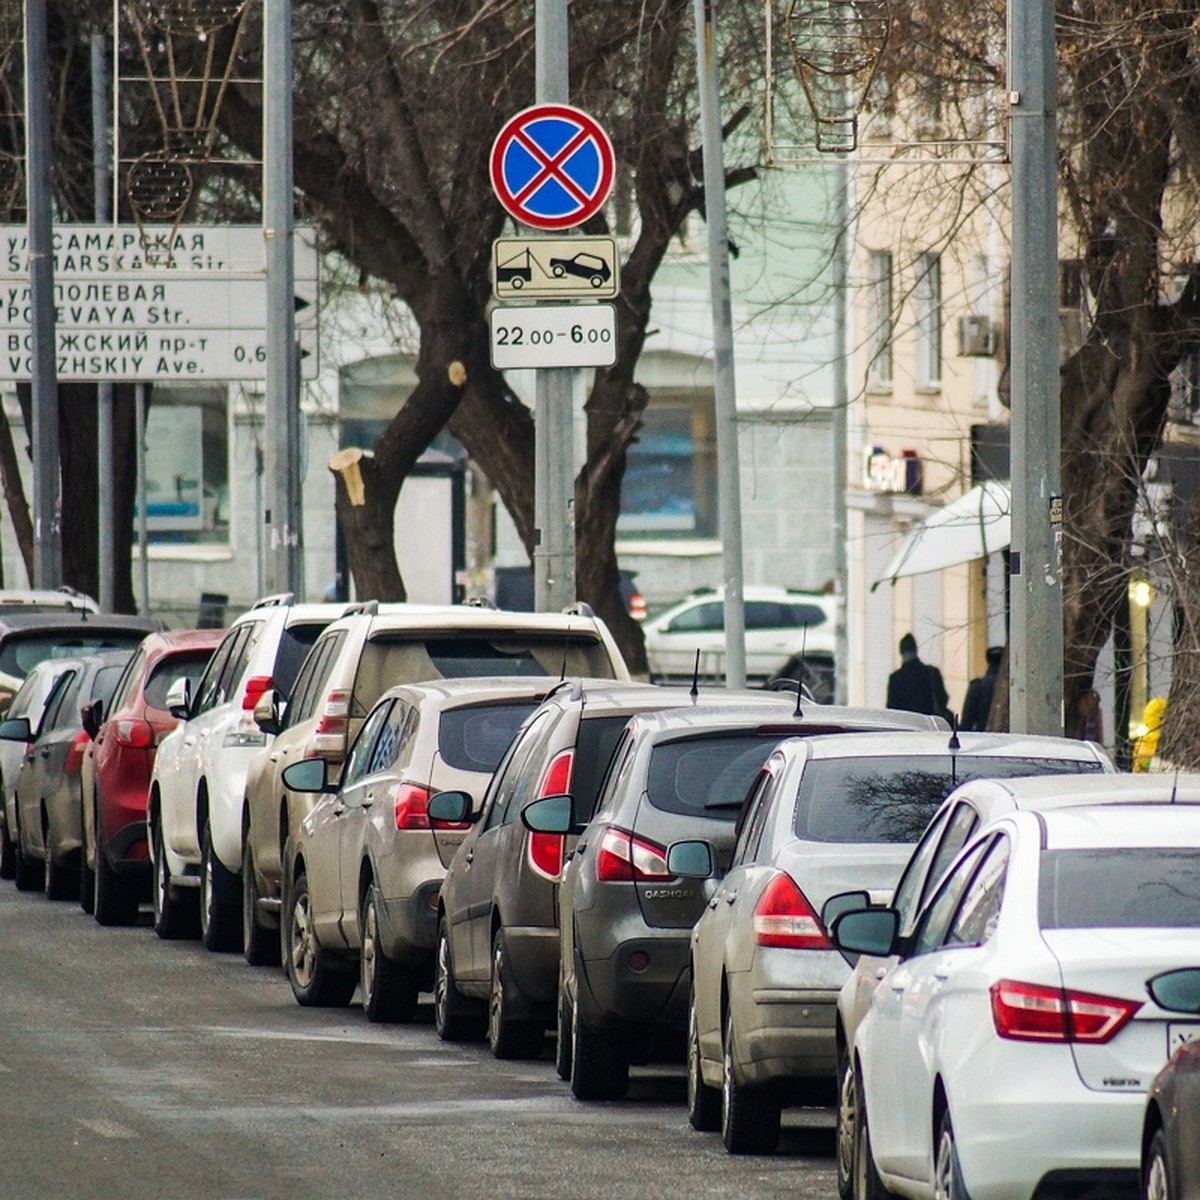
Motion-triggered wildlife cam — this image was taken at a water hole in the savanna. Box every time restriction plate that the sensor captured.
[490,303,616,370]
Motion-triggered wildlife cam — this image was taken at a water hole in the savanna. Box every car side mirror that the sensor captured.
[0,716,32,742]
[253,688,281,736]
[80,699,101,739]
[666,839,718,879]
[427,790,476,826]
[831,908,900,959]
[520,793,573,835]
[1147,967,1200,1015]
[281,757,336,794]
[821,890,871,933]
[165,676,191,720]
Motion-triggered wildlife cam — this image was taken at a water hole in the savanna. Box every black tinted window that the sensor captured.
[272,622,326,694]
[646,734,783,821]
[438,702,538,773]
[1039,848,1200,929]
[572,715,633,822]
[0,632,148,679]
[143,653,212,711]
[794,755,1104,845]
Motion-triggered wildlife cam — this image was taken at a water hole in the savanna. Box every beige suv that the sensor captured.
[240,602,628,964]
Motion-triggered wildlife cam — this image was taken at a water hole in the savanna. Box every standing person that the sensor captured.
[961,645,1003,731]
[886,632,950,718]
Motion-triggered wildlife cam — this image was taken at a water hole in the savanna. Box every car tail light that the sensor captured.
[241,675,273,711]
[115,719,155,749]
[312,689,351,753]
[752,873,831,949]
[990,979,1142,1043]
[64,729,90,776]
[394,784,433,831]
[525,749,575,882]
[628,591,647,621]
[595,826,671,882]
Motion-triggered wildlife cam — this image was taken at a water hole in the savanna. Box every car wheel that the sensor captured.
[854,1066,894,1200]
[552,264,565,278]
[1144,1128,1172,1200]
[241,835,280,967]
[720,1003,780,1154]
[44,848,78,902]
[0,811,15,880]
[933,1108,971,1200]
[199,820,242,952]
[836,1047,858,1198]
[152,817,198,940]
[555,987,573,1081]
[13,811,44,892]
[487,928,545,1060]
[360,883,419,1024]
[433,916,485,1041]
[284,871,356,1007]
[94,824,138,927]
[570,1000,629,1101]
[687,986,721,1131]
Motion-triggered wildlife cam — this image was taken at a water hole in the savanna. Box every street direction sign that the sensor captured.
[489,303,616,370]
[490,105,615,231]
[492,236,619,300]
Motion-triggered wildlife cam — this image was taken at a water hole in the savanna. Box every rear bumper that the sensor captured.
[377,879,442,964]
[578,934,691,1032]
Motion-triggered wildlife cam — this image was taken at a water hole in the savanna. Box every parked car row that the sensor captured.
[0,588,1198,1200]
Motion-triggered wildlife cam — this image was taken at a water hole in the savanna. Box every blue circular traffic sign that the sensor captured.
[490,104,615,231]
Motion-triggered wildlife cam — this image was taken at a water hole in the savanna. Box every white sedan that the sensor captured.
[835,803,1200,1200]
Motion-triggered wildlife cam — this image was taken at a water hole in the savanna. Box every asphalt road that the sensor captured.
[0,884,837,1200]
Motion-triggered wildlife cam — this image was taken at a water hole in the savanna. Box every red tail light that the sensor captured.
[242,675,274,711]
[115,719,155,749]
[64,729,90,776]
[753,873,830,949]
[990,979,1142,1043]
[595,826,671,882]
[393,784,432,830]
[312,689,351,752]
[629,592,647,621]
[525,749,575,882]
[540,749,574,797]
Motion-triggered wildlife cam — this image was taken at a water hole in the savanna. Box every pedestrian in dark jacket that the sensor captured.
[961,646,1003,731]
[886,632,950,718]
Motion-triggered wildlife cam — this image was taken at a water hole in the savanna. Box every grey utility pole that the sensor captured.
[533,0,576,613]
[1008,0,1062,733]
[694,0,746,689]
[92,33,115,611]
[831,146,850,704]
[264,0,301,597]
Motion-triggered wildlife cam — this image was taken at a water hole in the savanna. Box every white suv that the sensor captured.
[641,586,837,697]
[148,595,361,946]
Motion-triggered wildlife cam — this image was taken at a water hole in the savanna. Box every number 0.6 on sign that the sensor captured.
[489,303,616,370]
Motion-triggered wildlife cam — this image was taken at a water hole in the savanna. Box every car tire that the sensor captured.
[242,835,280,967]
[13,812,43,892]
[433,917,485,1041]
[555,988,573,1081]
[152,817,199,940]
[854,1065,894,1200]
[1143,1128,1172,1200]
[285,871,356,1007]
[200,821,242,952]
[721,1003,780,1154]
[570,1001,629,1101]
[94,827,139,927]
[487,928,545,1060]
[360,883,419,1024]
[836,1046,857,1198]
[687,987,721,1132]
[933,1109,971,1200]
[0,811,15,880]
[44,848,78,902]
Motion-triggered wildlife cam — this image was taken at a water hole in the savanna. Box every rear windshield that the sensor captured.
[794,755,1106,845]
[144,652,213,711]
[351,634,613,715]
[647,733,787,821]
[271,623,326,695]
[1039,848,1200,929]
[438,701,540,773]
[0,632,149,680]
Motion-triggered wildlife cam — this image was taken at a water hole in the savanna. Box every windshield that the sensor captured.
[1039,848,1200,929]
[0,632,150,680]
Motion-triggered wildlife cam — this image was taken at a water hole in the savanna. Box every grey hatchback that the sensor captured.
[525,702,946,1100]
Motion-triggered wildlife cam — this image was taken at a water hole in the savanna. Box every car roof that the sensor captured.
[349,606,614,635]
[375,675,565,709]
[0,588,99,613]
[138,628,225,657]
[659,585,833,606]
[231,600,374,627]
[948,772,1190,809]
[1029,801,1200,849]
[0,611,162,636]
[774,730,1107,761]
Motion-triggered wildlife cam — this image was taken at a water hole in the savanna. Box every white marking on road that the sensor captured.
[78,1117,137,1139]
[0,1061,12,1073]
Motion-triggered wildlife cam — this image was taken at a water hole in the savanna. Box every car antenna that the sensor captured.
[1172,767,1180,804]
[690,649,700,703]
[793,625,808,719]
[948,713,960,786]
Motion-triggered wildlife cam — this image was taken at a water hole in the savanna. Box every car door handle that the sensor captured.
[724,891,738,905]
[874,967,888,980]
[333,804,345,816]
[576,841,587,854]
[361,794,374,809]
[708,897,720,910]
[465,850,474,864]
[269,753,279,763]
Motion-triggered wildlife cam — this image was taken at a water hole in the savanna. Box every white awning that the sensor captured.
[873,481,1011,588]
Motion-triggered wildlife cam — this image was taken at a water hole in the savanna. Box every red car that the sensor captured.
[80,629,223,925]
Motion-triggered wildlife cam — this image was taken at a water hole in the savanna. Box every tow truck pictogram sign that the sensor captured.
[491,236,619,300]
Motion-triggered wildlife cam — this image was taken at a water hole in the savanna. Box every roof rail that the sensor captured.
[252,592,295,609]
[342,599,379,617]
[561,601,594,618]
[463,596,498,610]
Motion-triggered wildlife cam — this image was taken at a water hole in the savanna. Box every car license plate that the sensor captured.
[1168,1023,1200,1054]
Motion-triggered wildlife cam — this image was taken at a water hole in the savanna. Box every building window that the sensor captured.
[867,249,894,387]
[618,393,717,537]
[915,251,942,387]
[142,385,229,544]
[1170,346,1200,426]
